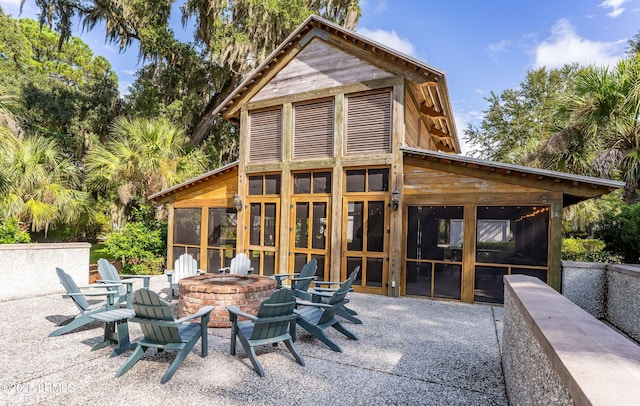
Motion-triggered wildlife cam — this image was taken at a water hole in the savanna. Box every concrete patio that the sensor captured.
[0,275,507,405]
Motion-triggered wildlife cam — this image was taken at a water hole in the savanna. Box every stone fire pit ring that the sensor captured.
[178,274,277,328]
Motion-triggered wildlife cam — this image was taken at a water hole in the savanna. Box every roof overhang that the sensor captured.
[148,161,239,203]
[402,147,624,206]
[211,15,460,153]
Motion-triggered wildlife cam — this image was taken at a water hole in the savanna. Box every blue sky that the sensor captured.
[2,0,639,153]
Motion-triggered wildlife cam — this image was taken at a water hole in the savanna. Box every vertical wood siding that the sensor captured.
[249,108,283,162]
[346,90,391,154]
[293,100,334,159]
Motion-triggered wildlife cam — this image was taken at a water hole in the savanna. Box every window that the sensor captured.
[207,208,237,272]
[293,172,331,194]
[346,90,391,154]
[248,174,281,195]
[294,100,334,159]
[173,208,202,262]
[249,108,282,162]
[345,168,389,192]
[474,206,549,303]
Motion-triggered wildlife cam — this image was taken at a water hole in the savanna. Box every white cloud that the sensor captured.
[357,27,416,57]
[533,19,624,69]
[488,40,509,54]
[599,0,628,17]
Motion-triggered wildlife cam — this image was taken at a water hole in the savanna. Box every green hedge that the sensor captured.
[561,238,621,263]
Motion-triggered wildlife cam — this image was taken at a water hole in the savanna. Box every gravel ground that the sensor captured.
[0,275,507,405]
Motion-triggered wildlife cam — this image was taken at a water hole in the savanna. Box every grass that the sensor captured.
[90,243,115,264]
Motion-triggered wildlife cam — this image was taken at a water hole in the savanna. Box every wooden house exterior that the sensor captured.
[150,16,623,304]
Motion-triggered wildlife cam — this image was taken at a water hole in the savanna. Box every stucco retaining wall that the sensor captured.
[561,260,606,319]
[503,275,640,406]
[606,264,640,342]
[0,243,90,301]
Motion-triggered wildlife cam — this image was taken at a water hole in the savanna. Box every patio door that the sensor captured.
[289,197,330,281]
[342,198,389,294]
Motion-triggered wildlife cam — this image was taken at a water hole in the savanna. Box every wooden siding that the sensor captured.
[293,100,334,159]
[346,90,392,154]
[171,170,238,208]
[251,38,394,102]
[404,88,421,148]
[249,108,283,162]
[403,163,551,202]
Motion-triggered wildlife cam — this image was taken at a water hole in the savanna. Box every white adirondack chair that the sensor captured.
[166,253,204,299]
[219,253,254,275]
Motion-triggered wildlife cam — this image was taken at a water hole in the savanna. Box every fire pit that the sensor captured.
[178,274,277,328]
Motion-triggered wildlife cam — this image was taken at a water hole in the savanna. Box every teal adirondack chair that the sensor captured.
[219,253,254,274]
[166,253,205,300]
[292,274,358,352]
[227,288,304,377]
[310,266,362,324]
[273,259,318,300]
[97,258,152,308]
[115,289,213,384]
[49,267,121,337]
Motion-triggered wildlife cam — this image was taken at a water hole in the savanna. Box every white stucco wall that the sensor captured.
[0,243,90,301]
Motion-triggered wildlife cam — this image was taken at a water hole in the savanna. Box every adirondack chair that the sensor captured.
[310,266,362,324]
[49,267,121,337]
[115,289,213,384]
[273,259,318,301]
[273,258,318,290]
[219,252,254,274]
[291,274,358,352]
[97,258,152,308]
[226,288,304,377]
[166,253,205,300]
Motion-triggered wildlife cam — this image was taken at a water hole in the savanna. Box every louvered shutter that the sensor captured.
[249,108,282,162]
[294,100,334,159]
[346,91,391,154]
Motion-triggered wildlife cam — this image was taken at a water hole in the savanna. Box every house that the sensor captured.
[149,15,623,304]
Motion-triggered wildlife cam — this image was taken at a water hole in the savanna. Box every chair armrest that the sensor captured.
[314,281,341,287]
[197,269,206,275]
[247,267,254,275]
[175,305,214,323]
[63,291,118,298]
[294,299,333,309]
[78,283,123,289]
[309,290,333,299]
[218,267,230,273]
[97,279,134,286]
[226,306,258,321]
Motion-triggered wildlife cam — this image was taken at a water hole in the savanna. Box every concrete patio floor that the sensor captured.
[0,275,507,405]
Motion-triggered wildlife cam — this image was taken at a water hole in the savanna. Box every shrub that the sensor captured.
[104,221,166,274]
[0,218,31,244]
[561,237,622,263]
[595,201,640,263]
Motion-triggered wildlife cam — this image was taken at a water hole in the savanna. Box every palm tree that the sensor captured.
[556,56,640,202]
[0,132,90,234]
[85,117,207,227]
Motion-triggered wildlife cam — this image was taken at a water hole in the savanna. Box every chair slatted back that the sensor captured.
[132,289,182,344]
[318,268,359,325]
[97,259,126,296]
[56,267,89,311]
[251,289,297,341]
[174,254,199,283]
[228,253,252,274]
[292,258,318,292]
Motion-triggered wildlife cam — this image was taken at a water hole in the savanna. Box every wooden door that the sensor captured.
[342,197,389,293]
[289,197,331,281]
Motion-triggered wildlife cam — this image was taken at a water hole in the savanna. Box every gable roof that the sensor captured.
[212,14,459,153]
[402,147,624,206]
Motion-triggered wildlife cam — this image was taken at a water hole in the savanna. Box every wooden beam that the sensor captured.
[420,103,446,118]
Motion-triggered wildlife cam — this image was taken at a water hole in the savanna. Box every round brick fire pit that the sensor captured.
[178,274,277,328]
